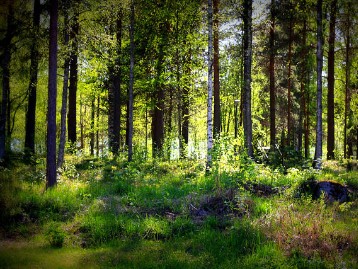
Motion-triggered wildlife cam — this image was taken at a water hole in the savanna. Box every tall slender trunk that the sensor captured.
[299,13,307,156]
[24,0,41,157]
[287,20,293,147]
[90,98,95,156]
[57,4,70,168]
[243,0,253,158]
[269,0,275,150]
[213,0,221,137]
[96,96,100,157]
[181,49,191,158]
[128,0,134,162]
[305,71,310,158]
[68,7,79,146]
[314,0,323,169]
[108,11,122,155]
[152,23,166,158]
[46,0,58,188]
[327,0,337,160]
[344,6,352,159]
[207,0,214,168]
[0,3,14,162]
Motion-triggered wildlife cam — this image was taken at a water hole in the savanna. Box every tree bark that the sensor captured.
[46,0,58,188]
[57,3,70,169]
[269,0,276,150]
[243,0,253,158]
[152,23,167,158]
[68,6,79,146]
[108,10,122,155]
[0,3,14,163]
[287,20,293,147]
[128,0,134,162]
[327,0,337,160]
[213,0,221,137]
[206,0,214,168]
[24,0,41,158]
[314,0,323,169]
[90,98,95,156]
[344,5,352,159]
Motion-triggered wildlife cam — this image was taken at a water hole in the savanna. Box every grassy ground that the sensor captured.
[0,155,357,268]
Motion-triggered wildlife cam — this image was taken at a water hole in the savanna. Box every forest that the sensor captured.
[0,0,357,268]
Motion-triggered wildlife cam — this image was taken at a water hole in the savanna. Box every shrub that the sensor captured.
[45,222,65,248]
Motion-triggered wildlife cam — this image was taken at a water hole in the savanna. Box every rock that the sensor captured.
[313,181,349,203]
[298,178,349,203]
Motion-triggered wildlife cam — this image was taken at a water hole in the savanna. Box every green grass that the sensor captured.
[0,156,357,268]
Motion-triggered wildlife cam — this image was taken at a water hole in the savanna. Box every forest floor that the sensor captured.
[0,155,357,268]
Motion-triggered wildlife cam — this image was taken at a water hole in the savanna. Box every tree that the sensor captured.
[213,0,221,136]
[128,0,135,162]
[206,0,214,168]
[47,0,58,188]
[242,0,253,158]
[24,0,41,158]
[0,2,14,163]
[57,0,70,168]
[68,2,79,146]
[327,0,337,160]
[269,0,276,150]
[108,8,122,155]
[314,0,323,169]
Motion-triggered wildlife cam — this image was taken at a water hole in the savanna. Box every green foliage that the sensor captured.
[1,157,357,268]
[45,222,66,248]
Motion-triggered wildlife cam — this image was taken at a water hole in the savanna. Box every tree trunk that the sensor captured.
[0,3,13,163]
[269,0,276,150]
[299,12,307,156]
[57,4,70,169]
[344,7,352,159]
[46,0,58,188]
[24,0,41,158]
[213,0,221,137]
[108,11,122,155]
[152,23,166,158]
[314,0,323,169]
[128,0,134,162]
[287,20,293,147]
[96,96,100,157]
[90,98,95,156]
[68,7,79,146]
[327,0,337,160]
[206,0,214,168]
[243,0,253,158]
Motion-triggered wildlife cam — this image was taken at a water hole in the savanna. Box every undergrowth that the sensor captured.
[0,155,357,268]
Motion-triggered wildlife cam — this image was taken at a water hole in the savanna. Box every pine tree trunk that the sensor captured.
[57,4,70,169]
[327,0,337,160]
[207,0,214,168]
[24,0,41,158]
[287,21,293,147]
[243,0,253,158]
[344,7,352,159]
[108,11,122,155]
[213,0,221,137]
[269,0,276,150]
[314,0,323,169]
[0,3,13,163]
[96,96,100,157]
[152,23,166,158]
[90,98,95,156]
[299,12,307,156]
[128,0,134,162]
[46,0,58,188]
[68,7,79,146]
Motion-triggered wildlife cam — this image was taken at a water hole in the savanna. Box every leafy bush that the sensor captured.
[45,222,65,248]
